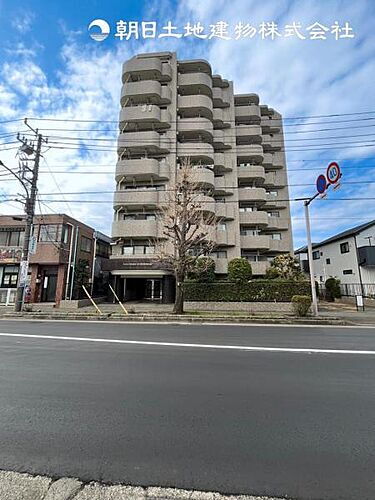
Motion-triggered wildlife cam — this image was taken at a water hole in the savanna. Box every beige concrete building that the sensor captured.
[109,51,293,302]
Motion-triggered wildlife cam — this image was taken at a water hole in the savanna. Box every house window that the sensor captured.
[271,233,281,240]
[216,250,227,258]
[0,230,24,247]
[80,236,92,253]
[239,204,255,212]
[39,225,60,242]
[122,244,154,255]
[326,258,331,264]
[343,269,353,275]
[1,265,19,287]
[268,211,280,218]
[61,225,69,244]
[340,242,349,254]
[312,250,320,260]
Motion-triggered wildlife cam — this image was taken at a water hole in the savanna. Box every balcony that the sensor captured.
[214,153,232,171]
[237,165,265,182]
[178,117,213,140]
[235,104,261,122]
[193,167,215,188]
[236,125,262,144]
[115,159,169,182]
[195,194,216,214]
[212,108,230,128]
[269,239,291,252]
[216,202,235,219]
[238,187,266,202]
[234,94,260,106]
[112,220,163,239]
[272,152,285,169]
[216,230,235,246]
[261,117,281,133]
[113,189,168,209]
[266,217,289,230]
[262,153,273,168]
[239,211,269,226]
[178,95,213,120]
[250,261,270,276]
[118,131,170,154]
[178,59,212,75]
[178,72,212,96]
[265,193,286,208]
[212,87,230,108]
[120,81,172,106]
[236,144,264,163]
[358,246,375,266]
[177,142,214,164]
[119,105,171,130]
[122,57,172,83]
[240,235,270,251]
[214,176,234,195]
[264,171,286,188]
[213,129,231,150]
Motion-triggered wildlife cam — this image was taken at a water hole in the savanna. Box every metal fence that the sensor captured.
[318,283,375,299]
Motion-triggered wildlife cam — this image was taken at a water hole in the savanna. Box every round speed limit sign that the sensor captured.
[326,162,341,184]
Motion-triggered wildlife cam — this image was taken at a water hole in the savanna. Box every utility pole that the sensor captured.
[14,120,47,312]
[304,196,319,316]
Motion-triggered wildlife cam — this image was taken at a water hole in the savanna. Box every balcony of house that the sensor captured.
[191,166,215,188]
[272,152,285,169]
[212,87,230,108]
[212,74,229,88]
[358,246,375,266]
[261,116,282,133]
[236,144,264,163]
[177,95,213,120]
[262,153,273,168]
[112,219,163,239]
[178,59,212,75]
[240,234,270,251]
[237,164,265,183]
[236,125,262,144]
[234,94,260,106]
[265,192,287,208]
[122,57,172,83]
[113,188,168,209]
[115,159,169,182]
[212,129,231,150]
[235,105,261,123]
[120,81,172,106]
[264,170,286,188]
[239,211,269,226]
[238,187,266,203]
[216,202,235,220]
[118,131,170,154]
[214,176,234,196]
[262,134,282,152]
[268,238,290,252]
[212,108,231,129]
[119,105,171,131]
[177,141,215,164]
[213,153,232,173]
[216,229,235,246]
[177,72,212,97]
[177,117,213,141]
[266,216,289,231]
[194,194,216,214]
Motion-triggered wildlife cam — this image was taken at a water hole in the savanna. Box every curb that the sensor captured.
[0,470,286,500]
[0,312,347,326]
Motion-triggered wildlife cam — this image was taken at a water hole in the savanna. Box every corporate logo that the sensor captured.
[88,19,110,41]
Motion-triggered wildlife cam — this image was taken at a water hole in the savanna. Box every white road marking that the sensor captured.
[0,332,374,355]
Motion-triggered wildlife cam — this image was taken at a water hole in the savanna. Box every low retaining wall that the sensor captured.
[59,296,107,309]
[185,301,293,313]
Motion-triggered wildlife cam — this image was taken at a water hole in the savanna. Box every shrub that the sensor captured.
[267,254,304,281]
[291,295,312,317]
[227,258,252,282]
[188,257,216,282]
[325,277,341,302]
[184,280,311,302]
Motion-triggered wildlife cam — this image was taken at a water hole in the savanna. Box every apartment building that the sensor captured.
[0,214,110,306]
[109,51,293,302]
[295,220,375,296]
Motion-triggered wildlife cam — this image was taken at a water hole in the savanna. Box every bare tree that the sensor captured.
[155,159,218,314]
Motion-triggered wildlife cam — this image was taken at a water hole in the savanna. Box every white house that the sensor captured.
[295,220,375,296]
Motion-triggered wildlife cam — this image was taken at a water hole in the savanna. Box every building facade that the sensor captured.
[295,220,375,296]
[110,51,293,302]
[0,214,110,306]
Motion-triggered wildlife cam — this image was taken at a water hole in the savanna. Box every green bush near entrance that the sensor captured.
[184,280,311,302]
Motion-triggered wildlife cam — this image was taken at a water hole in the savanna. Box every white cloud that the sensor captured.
[11,11,34,33]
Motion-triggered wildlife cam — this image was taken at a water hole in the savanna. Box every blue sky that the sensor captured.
[0,0,375,248]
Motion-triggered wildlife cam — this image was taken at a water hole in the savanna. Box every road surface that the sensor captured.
[0,319,374,500]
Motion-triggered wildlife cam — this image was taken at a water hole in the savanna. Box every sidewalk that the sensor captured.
[0,470,283,500]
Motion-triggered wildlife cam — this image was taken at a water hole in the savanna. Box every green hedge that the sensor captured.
[184,280,311,302]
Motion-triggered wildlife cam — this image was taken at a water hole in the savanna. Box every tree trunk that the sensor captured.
[173,276,184,314]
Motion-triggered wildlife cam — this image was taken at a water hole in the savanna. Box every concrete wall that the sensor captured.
[185,301,292,313]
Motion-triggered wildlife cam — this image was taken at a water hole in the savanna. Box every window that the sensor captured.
[313,250,320,260]
[216,250,227,258]
[239,204,255,212]
[61,225,69,244]
[240,227,259,236]
[343,269,353,275]
[266,190,278,197]
[0,230,24,247]
[2,265,19,288]
[340,242,349,254]
[39,225,60,242]
[218,223,226,231]
[326,258,331,264]
[241,253,259,262]
[122,244,154,255]
[271,233,281,240]
[268,211,280,218]
[80,236,92,253]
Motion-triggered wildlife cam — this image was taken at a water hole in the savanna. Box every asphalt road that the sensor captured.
[0,320,374,500]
